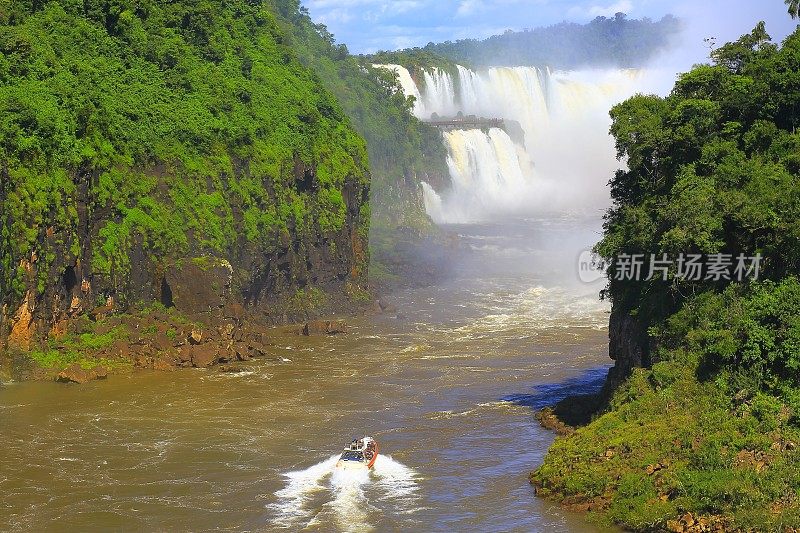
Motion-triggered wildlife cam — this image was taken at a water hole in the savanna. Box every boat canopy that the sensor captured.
[340,450,364,461]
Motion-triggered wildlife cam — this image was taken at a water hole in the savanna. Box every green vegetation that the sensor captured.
[284,286,327,314]
[535,279,800,530]
[265,1,448,271]
[401,13,681,69]
[29,324,129,369]
[367,48,462,74]
[344,281,372,303]
[597,20,800,349]
[788,0,799,19]
[534,24,800,530]
[0,0,369,309]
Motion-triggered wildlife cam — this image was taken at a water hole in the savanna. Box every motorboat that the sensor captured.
[335,436,378,470]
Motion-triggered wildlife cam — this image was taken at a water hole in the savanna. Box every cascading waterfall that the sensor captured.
[377,64,651,223]
[425,128,532,223]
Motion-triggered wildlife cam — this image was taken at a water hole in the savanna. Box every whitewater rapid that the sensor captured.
[378,64,653,222]
[271,454,420,531]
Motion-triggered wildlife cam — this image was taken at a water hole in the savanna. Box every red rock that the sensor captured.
[217,348,235,363]
[135,353,157,368]
[111,339,131,357]
[154,335,173,352]
[153,356,177,372]
[9,292,36,350]
[188,328,203,345]
[177,347,192,364]
[190,344,219,368]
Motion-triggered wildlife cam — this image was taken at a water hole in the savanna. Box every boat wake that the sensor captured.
[270,454,420,531]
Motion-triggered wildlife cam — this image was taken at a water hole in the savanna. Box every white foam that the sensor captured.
[451,285,609,332]
[270,453,420,530]
[271,454,340,528]
[376,64,663,220]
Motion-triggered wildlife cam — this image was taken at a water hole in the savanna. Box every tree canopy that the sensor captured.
[598,22,800,384]
[385,14,682,69]
[0,0,370,307]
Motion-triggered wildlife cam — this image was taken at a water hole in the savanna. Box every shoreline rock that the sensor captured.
[56,364,109,384]
[301,319,348,336]
[1,308,363,384]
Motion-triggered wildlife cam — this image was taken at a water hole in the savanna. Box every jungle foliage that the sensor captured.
[266,0,448,240]
[534,24,800,531]
[0,0,369,302]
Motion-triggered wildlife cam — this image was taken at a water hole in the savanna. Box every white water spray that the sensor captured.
[425,128,532,223]
[271,454,420,531]
[377,64,656,222]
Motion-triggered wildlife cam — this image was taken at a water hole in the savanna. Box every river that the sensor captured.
[1,215,614,532]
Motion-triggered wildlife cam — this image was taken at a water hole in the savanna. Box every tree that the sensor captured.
[710,21,772,74]
[788,0,799,19]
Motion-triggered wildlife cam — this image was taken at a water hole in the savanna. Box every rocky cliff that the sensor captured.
[603,306,651,392]
[0,1,370,353]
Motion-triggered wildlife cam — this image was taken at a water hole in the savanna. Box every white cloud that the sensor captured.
[588,0,633,16]
[456,0,486,17]
[392,35,416,48]
[308,0,424,19]
[391,1,424,14]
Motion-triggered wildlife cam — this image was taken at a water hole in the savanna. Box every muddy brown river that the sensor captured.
[1,216,615,532]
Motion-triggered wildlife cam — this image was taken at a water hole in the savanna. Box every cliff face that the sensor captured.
[264,6,451,278]
[0,2,370,351]
[1,165,368,350]
[603,306,651,392]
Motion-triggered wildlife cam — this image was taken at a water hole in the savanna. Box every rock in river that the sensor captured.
[302,320,347,336]
[56,364,109,384]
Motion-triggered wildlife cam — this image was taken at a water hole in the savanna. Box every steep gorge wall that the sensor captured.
[0,2,370,351]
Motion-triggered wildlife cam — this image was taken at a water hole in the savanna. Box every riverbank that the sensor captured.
[0,296,395,385]
[0,228,466,385]
[531,355,800,532]
[527,22,800,533]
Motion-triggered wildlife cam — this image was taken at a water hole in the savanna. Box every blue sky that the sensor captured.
[304,0,799,61]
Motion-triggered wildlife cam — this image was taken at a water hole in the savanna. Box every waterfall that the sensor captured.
[431,128,532,223]
[376,64,650,223]
[421,69,459,118]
